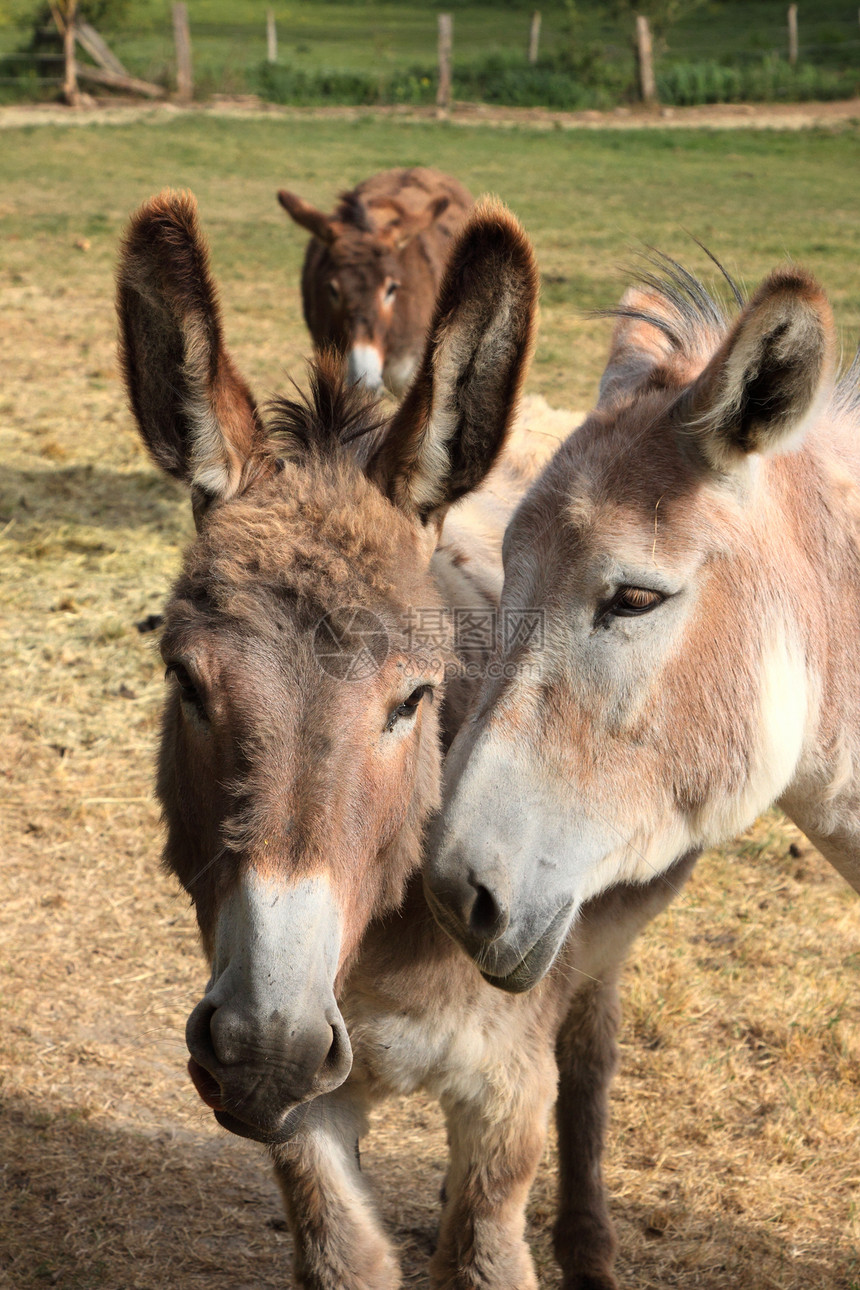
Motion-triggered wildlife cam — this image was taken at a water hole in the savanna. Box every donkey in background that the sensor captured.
[429,251,860,998]
[118,191,692,1289]
[277,167,472,396]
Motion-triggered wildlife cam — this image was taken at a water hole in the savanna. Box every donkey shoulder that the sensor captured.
[355,167,472,219]
[436,395,576,594]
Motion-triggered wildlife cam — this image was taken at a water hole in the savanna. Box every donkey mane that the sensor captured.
[834,347,860,415]
[602,249,860,410]
[597,248,742,364]
[334,190,374,232]
[265,354,386,463]
[170,365,412,633]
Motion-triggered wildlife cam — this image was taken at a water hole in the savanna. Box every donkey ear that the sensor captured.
[680,268,835,471]
[118,190,267,511]
[368,199,537,523]
[277,189,336,244]
[384,195,451,250]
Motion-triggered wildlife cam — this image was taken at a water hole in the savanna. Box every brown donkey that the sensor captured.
[429,253,860,991]
[118,192,689,1290]
[277,167,472,396]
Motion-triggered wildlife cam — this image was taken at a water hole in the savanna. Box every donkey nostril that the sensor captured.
[468,883,508,941]
[187,1057,224,1111]
[321,1022,346,1077]
[186,998,215,1054]
[315,1014,353,1094]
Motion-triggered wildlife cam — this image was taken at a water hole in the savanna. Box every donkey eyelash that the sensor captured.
[385,685,432,732]
[615,586,664,611]
[596,586,666,626]
[166,663,209,719]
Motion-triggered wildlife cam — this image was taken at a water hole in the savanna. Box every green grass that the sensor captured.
[3,114,860,411]
[2,1,860,106]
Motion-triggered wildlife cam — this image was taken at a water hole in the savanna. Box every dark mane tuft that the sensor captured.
[596,247,744,360]
[834,345,860,414]
[335,190,373,233]
[265,353,387,462]
[597,247,860,408]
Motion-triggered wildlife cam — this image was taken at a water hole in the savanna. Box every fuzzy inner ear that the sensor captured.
[118,189,266,509]
[680,268,835,471]
[368,198,538,523]
[277,189,335,244]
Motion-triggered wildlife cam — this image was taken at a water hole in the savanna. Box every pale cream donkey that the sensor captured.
[429,254,860,1007]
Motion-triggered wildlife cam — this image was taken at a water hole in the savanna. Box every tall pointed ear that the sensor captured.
[597,285,686,407]
[379,194,452,250]
[117,190,268,515]
[368,199,538,524]
[277,189,336,244]
[679,268,835,471]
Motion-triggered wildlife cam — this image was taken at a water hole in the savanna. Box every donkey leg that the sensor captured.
[270,1088,400,1290]
[553,976,622,1290]
[429,1052,556,1290]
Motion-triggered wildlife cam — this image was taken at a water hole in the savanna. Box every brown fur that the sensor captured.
[368,199,539,520]
[117,190,270,519]
[278,168,473,396]
[118,191,687,1289]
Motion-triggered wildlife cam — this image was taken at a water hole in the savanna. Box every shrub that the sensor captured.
[658,54,858,106]
[254,47,636,112]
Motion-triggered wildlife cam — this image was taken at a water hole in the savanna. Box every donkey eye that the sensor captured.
[608,586,665,618]
[384,280,400,300]
[385,685,432,732]
[166,662,208,719]
[328,280,340,301]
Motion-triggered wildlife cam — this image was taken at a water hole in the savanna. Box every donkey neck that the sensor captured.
[769,433,860,893]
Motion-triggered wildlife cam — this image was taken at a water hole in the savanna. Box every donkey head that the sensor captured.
[118,191,536,1140]
[428,255,836,992]
[278,185,451,392]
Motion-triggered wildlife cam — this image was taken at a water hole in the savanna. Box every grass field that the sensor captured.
[2,110,860,1289]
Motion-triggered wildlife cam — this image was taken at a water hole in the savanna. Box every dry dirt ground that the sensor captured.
[1,94,860,135]
[1,103,859,1290]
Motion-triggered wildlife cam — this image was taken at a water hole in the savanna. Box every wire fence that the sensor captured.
[2,6,859,107]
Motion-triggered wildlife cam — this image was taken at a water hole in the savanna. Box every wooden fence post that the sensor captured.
[266,8,277,64]
[528,11,541,65]
[61,0,79,105]
[437,13,452,118]
[635,14,657,106]
[788,4,798,66]
[172,2,193,103]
